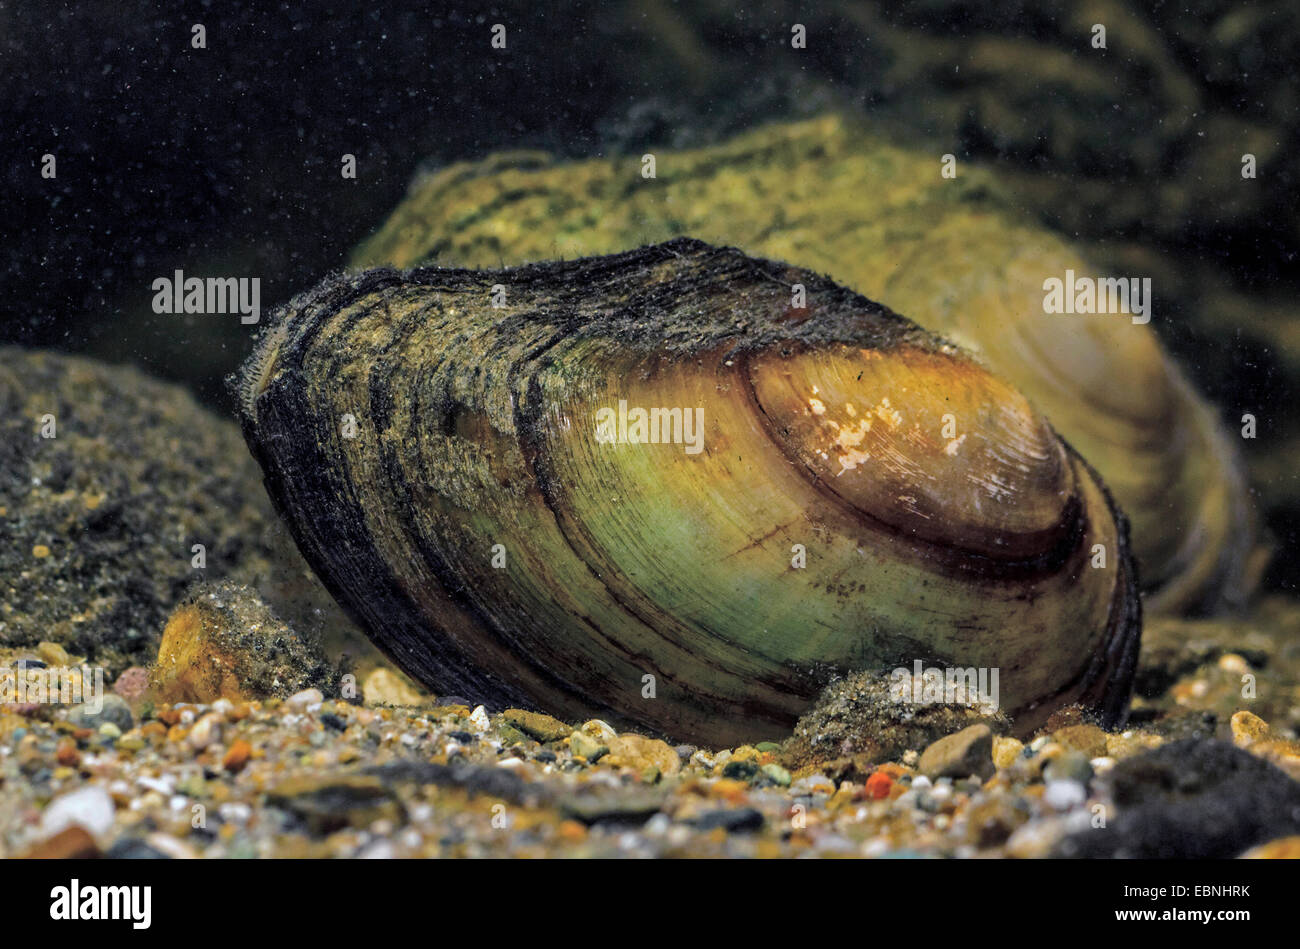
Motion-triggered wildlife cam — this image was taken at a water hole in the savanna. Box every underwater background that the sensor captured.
[4,1,1300,860]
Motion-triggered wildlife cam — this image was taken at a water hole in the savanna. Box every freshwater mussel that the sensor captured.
[240,239,1140,746]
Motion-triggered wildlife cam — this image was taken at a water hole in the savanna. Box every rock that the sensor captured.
[20,825,100,859]
[468,705,490,733]
[0,348,307,671]
[790,774,836,796]
[285,688,323,711]
[919,725,994,781]
[1105,730,1164,759]
[864,770,893,799]
[361,667,428,707]
[686,808,765,833]
[502,708,571,742]
[966,796,1030,848]
[223,739,252,772]
[54,739,79,767]
[604,734,681,776]
[568,730,607,762]
[1231,710,1273,747]
[68,694,134,733]
[992,736,1024,770]
[1051,724,1109,759]
[150,582,336,705]
[104,838,171,859]
[783,670,1009,776]
[496,724,529,746]
[112,667,150,705]
[36,642,69,666]
[1241,836,1300,858]
[1055,740,1300,858]
[187,711,223,750]
[579,720,618,743]
[265,775,405,836]
[1227,710,1300,780]
[1043,780,1088,810]
[40,786,115,838]
[760,763,792,787]
[1043,751,1094,785]
[363,760,547,809]
[559,787,667,826]
[721,758,760,781]
[142,833,197,859]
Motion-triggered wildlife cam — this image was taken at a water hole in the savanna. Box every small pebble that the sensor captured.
[41,786,115,838]
[286,688,324,711]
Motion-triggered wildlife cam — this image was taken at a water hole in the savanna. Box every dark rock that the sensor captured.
[687,808,765,833]
[721,759,760,781]
[919,725,995,781]
[1055,740,1300,858]
[69,694,134,733]
[363,760,546,809]
[559,788,667,826]
[105,839,172,859]
[265,775,405,836]
[320,712,347,732]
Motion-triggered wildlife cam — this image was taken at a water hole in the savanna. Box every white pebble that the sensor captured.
[188,712,222,750]
[286,688,324,711]
[468,705,491,732]
[138,776,174,795]
[218,802,252,825]
[357,839,396,859]
[1043,779,1087,810]
[580,719,618,742]
[145,833,196,859]
[41,786,115,837]
[1090,756,1117,775]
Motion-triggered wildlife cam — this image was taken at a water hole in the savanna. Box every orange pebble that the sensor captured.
[557,820,587,842]
[710,778,750,804]
[55,739,80,767]
[865,770,893,799]
[223,739,252,772]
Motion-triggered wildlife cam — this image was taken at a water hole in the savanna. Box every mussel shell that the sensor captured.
[351,115,1255,616]
[242,240,1139,745]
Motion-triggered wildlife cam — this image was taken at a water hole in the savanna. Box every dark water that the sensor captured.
[4,1,1299,581]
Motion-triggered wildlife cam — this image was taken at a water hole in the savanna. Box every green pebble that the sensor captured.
[569,730,607,762]
[760,763,792,787]
[496,724,530,746]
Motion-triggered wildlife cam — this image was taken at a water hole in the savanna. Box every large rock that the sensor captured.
[0,347,373,676]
